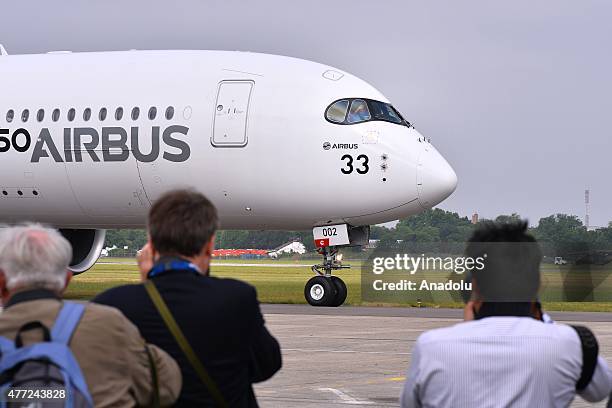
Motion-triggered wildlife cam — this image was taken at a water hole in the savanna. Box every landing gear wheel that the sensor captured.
[305,276,336,306]
[330,276,347,307]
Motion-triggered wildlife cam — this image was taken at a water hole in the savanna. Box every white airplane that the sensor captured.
[0,47,457,306]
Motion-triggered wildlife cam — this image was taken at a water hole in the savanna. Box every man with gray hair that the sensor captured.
[0,224,182,407]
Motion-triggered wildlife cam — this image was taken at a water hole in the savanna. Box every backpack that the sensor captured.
[0,302,93,407]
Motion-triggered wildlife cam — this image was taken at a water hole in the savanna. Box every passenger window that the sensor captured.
[115,107,124,120]
[21,109,29,122]
[68,108,76,122]
[99,107,107,121]
[37,109,44,122]
[6,109,14,123]
[52,109,60,122]
[148,107,157,120]
[132,107,140,120]
[326,100,349,123]
[165,106,174,120]
[83,108,91,121]
[347,99,371,124]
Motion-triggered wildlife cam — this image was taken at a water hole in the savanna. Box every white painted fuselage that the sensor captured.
[0,50,456,230]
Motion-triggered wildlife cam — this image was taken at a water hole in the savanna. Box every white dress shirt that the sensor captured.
[401,316,612,408]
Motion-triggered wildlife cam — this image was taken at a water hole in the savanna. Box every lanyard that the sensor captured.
[147,259,201,278]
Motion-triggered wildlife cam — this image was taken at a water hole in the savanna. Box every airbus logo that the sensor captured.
[0,125,190,163]
[322,142,359,150]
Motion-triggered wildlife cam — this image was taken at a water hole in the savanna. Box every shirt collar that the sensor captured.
[4,288,60,309]
[148,256,202,278]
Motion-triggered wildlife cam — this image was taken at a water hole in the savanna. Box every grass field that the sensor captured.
[66,260,363,304]
[65,258,612,312]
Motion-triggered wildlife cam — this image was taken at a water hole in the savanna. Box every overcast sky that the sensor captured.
[3,1,610,227]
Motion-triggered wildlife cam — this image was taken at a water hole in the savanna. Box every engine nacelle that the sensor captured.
[59,229,106,274]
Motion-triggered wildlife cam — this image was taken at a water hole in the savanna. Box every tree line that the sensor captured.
[371,210,612,259]
[104,229,314,253]
[104,209,612,258]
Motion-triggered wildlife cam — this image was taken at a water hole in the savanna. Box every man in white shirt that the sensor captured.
[400,221,612,408]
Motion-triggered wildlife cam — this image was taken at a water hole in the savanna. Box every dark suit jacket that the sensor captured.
[93,268,281,407]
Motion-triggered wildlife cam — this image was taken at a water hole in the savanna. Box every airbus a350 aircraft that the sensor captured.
[0,46,457,306]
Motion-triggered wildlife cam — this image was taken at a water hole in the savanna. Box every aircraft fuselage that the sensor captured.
[0,50,457,230]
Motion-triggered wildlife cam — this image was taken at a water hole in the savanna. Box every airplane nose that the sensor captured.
[417,146,458,209]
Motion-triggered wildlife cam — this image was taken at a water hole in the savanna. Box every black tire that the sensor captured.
[329,276,348,307]
[304,276,336,306]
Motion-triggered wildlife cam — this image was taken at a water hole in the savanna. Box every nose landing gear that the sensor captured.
[304,246,350,307]
[304,225,369,307]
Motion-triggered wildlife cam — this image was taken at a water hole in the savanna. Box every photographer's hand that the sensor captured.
[137,242,156,281]
[463,300,476,321]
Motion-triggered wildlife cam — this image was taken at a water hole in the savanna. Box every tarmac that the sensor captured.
[256,305,612,407]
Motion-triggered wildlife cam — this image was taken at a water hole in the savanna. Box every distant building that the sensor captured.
[101,245,118,257]
[471,213,479,224]
[365,239,380,249]
[268,241,306,258]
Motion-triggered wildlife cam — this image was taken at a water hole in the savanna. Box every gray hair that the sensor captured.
[0,224,72,292]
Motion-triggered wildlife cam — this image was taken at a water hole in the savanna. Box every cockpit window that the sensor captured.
[347,99,371,123]
[325,98,410,127]
[368,100,403,124]
[326,100,349,123]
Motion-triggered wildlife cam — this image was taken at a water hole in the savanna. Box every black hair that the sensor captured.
[466,221,542,318]
[468,220,536,244]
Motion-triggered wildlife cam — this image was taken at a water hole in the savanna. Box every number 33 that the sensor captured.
[341,154,369,174]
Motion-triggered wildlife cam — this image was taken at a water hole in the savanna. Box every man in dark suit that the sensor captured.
[94,190,282,407]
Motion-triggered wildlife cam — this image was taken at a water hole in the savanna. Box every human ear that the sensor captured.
[62,270,73,294]
[205,234,215,257]
[0,271,8,300]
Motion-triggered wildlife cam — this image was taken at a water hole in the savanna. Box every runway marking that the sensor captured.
[388,376,406,382]
[317,388,374,405]
[284,347,410,355]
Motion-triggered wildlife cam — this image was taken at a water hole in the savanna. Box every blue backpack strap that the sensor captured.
[0,336,15,354]
[51,302,86,345]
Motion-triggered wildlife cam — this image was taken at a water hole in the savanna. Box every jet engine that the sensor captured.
[59,229,106,274]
